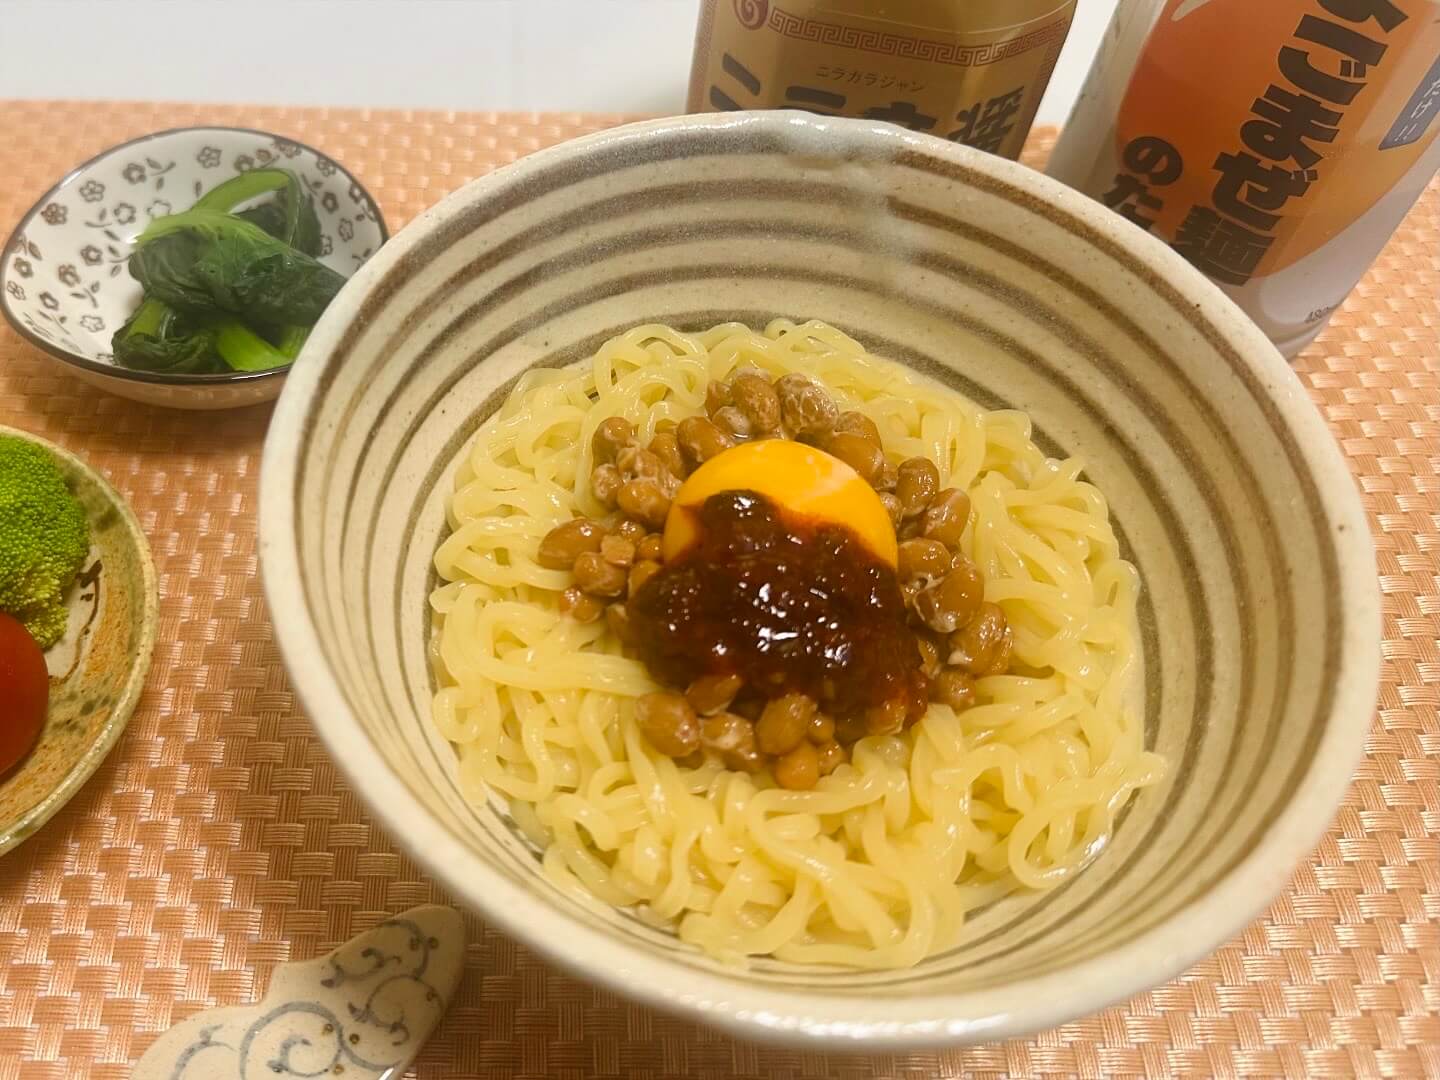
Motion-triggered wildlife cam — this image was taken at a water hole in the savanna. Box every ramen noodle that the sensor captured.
[429,320,1165,968]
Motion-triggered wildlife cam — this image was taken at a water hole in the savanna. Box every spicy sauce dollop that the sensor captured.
[628,490,927,725]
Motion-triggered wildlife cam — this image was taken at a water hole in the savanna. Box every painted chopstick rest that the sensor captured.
[134,905,465,1080]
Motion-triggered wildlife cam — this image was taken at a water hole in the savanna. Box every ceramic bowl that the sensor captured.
[0,426,158,855]
[258,112,1381,1046]
[0,126,387,410]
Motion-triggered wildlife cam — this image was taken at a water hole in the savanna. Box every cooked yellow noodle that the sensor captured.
[429,320,1165,969]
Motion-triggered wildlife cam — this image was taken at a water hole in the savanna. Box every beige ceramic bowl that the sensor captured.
[258,112,1381,1046]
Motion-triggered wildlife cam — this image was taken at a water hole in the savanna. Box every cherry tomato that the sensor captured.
[0,612,47,774]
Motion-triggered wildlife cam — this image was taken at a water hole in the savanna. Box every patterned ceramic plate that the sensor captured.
[0,127,387,410]
[0,426,158,855]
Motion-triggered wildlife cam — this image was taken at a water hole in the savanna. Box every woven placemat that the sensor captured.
[0,100,1434,1080]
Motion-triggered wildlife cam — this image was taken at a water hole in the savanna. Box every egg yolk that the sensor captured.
[662,439,899,567]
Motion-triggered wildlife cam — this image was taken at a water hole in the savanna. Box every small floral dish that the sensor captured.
[133,905,465,1079]
[0,127,387,410]
[0,426,158,856]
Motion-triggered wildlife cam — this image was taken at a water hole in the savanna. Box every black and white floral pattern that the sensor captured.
[196,145,222,168]
[122,163,147,184]
[79,180,106,203]
[40,203,67,225]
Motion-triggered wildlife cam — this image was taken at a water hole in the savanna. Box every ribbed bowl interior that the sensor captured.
[259,113,1378,1043]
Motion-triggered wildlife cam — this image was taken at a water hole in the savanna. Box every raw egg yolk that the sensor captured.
[662,439,898,567]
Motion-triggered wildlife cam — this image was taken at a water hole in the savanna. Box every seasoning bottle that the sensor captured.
[1047,0,1440,358]
[688,0,1077,160]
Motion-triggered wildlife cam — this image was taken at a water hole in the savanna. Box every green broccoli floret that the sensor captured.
[0,435,91,650]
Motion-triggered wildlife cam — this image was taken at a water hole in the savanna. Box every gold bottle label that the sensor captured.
[688,0,1076,159]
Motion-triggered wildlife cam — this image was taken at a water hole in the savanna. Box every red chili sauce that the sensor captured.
[627,490,927,724]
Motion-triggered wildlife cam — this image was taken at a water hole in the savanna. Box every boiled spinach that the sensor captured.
[113,167,347,374]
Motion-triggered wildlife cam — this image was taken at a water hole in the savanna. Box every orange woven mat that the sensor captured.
[0,100,1435,1080]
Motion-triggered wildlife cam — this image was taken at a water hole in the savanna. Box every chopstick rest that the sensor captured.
[134,905,465,1079]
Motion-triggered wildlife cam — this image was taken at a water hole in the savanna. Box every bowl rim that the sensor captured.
[0,424,159,857]
[258,111,1381,1047]
[0,124,389,387]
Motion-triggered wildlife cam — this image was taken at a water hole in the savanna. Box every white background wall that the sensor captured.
[0,0,1119,126]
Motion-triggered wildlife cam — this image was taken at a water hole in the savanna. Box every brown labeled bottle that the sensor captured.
[688,0,1077,159]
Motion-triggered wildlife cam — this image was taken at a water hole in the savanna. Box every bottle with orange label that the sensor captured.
[688,0,1077,160]
[1048,0,1440,357]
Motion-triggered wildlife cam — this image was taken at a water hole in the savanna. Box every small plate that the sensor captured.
[0,126,387,410]
[0,426,158,855]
